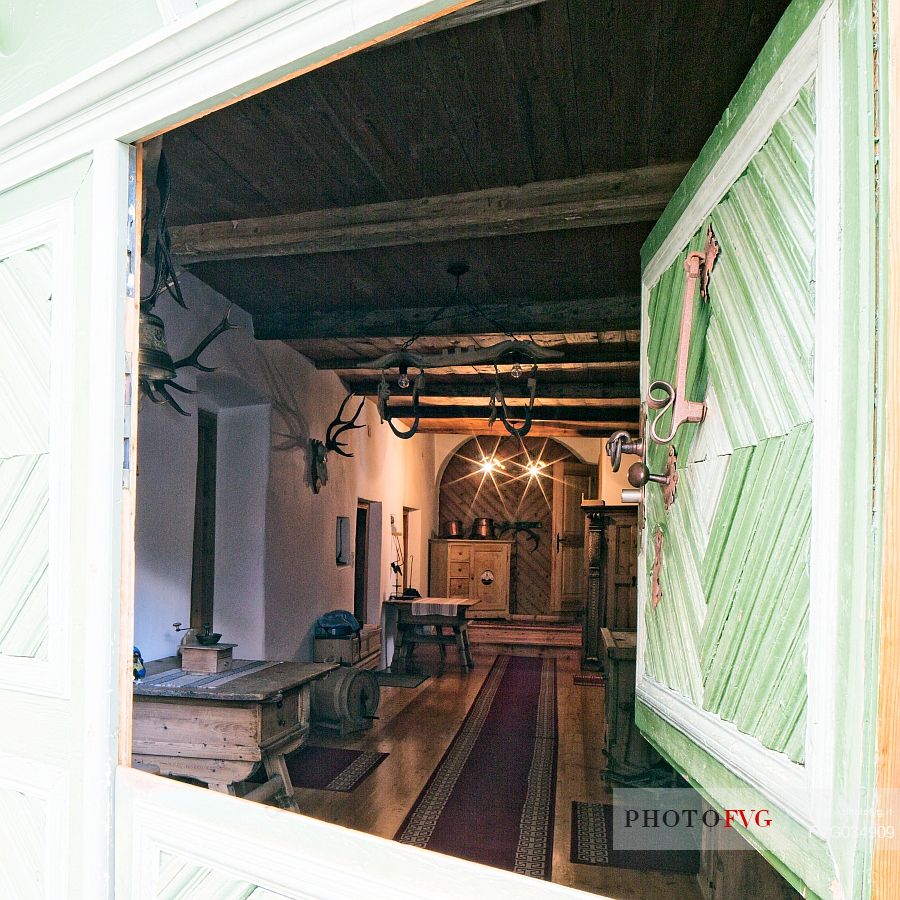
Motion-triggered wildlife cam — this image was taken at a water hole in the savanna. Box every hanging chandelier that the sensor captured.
[362,261,554,438]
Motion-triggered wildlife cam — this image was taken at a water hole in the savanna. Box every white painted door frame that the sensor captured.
[0,2,609,897]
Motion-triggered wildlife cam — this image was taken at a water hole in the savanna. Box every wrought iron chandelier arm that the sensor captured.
[381,372,424,439]
[491,365,537,437]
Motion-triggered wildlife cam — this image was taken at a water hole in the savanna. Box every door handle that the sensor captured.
[647,225,718,445]
[556,533,562,553]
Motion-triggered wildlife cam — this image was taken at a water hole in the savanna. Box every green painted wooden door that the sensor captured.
[634,1,880,897]
[0,144,134,900]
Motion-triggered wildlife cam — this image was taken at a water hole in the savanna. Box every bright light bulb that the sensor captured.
[526,461,544,477]
[479,457,496,474]
[510,363,523,379]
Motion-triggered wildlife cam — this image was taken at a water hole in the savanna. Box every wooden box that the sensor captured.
[314,633,361,665]
[180,643,235,674]
[314,626,382,668]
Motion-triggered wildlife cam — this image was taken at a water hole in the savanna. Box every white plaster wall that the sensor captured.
[134,269,437,663]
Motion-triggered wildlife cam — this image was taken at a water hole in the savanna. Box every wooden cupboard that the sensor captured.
[428,539,512,618]
[582,502,639,669]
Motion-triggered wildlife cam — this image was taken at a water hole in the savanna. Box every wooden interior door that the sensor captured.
[604,508,638,629]
[550,461,596,614]
[353,501,369,623]
[190,409,217,630]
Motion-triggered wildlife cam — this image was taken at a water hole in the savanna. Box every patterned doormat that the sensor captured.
[395,655,557,880]
[571,802,700,874]
[283,745,387,792]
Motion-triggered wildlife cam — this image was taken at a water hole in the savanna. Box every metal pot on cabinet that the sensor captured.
[470,517,496,539]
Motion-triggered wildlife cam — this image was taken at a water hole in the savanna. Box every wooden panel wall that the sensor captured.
[438,437,575,616]
[643,83,815,763]
[0,245,51,659]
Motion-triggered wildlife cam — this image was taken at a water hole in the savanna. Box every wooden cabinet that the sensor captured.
[603,508,639,629]
[429,539,512,618]
[601,628,660,776]
[582,503,638,668]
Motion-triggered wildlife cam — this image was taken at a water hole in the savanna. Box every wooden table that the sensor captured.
[385,597,480,671]
[132,658,336,810]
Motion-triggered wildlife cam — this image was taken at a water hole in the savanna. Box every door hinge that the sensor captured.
[123,146,138,489]
[123,351,133,488]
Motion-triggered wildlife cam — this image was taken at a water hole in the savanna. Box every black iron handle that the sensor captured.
[606,430,645,473]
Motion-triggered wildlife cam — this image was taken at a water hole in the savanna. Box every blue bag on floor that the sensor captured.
[315,609,361,637]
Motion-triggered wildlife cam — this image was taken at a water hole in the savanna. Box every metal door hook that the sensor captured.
[647,225,718,445]
[606,430,644,472]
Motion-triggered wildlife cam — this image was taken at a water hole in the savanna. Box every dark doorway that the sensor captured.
[353,501,370,624]
[190,409,217,630]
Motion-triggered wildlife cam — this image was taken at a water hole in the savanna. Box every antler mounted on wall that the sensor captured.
[310,392,366,492]
[138,146,240,415]
[325,392,366,456]
[140,309,240,415]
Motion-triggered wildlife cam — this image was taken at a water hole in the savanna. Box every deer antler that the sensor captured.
[325,393,366,457]
[174,308,240,372]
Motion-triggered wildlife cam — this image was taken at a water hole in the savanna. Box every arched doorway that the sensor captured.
[438,436,594,617]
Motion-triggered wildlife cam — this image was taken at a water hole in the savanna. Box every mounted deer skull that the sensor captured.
[310,392,366,493]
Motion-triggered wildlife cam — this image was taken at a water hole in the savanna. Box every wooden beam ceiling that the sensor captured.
[254,295,639,340]
[313,340,639,370]
[169,164,689,264]
[383,404,636,424]
[411,421,625,437]
[344,377,638,400]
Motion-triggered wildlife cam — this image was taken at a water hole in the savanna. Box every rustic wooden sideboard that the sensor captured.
[428,538,512,618]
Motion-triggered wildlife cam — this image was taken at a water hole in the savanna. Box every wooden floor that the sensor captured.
[294,648,702,899]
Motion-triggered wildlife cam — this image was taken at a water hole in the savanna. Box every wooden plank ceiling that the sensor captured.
[158,0,790,437]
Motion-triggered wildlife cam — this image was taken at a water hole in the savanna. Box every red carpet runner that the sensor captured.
[395,655,558,879]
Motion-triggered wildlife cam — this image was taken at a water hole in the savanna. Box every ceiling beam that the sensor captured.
[313,342,639,370]
[383,404,637,424]
[374,0,550,48]
[344,378,638,400]
[410,421,627,437]
[168,163,689,264]
[254,295,639,340]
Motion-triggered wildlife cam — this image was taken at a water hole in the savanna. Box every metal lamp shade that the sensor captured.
[139,309,177,382]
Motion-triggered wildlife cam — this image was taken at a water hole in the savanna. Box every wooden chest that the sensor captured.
[132,660,336,801]
[314,625,381,667]
[601,628,660,775]
[180,643,235,674]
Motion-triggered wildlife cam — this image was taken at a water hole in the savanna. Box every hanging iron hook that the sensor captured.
[378,369,425,439]
[490,363,537,437]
